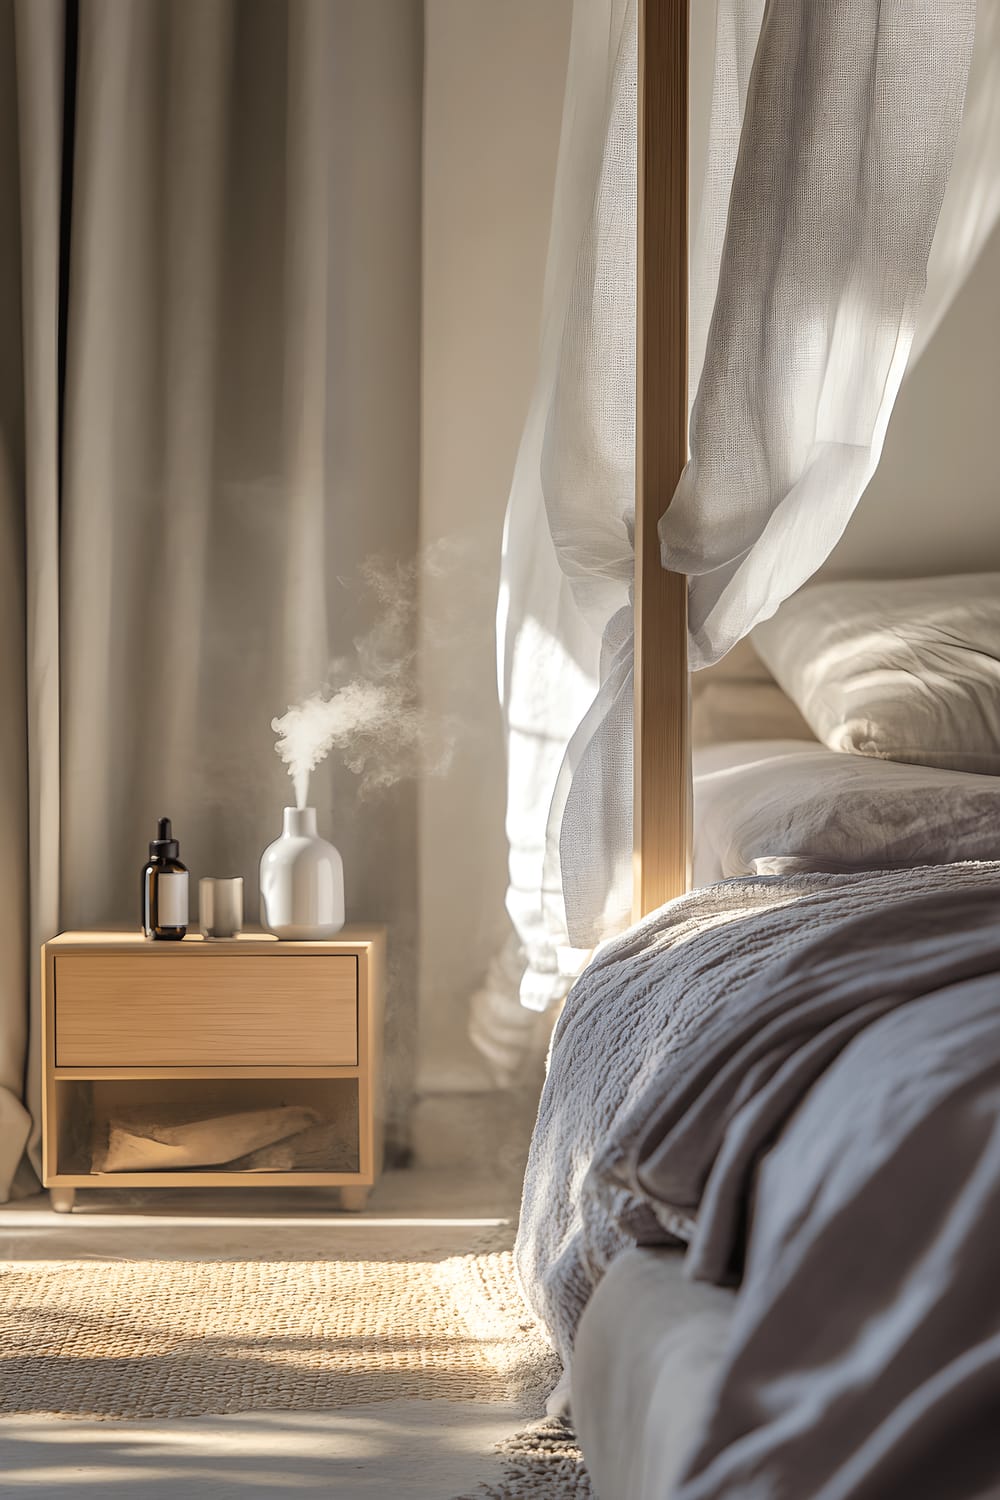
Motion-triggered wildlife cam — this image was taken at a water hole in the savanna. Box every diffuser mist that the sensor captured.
[259,807,345,940]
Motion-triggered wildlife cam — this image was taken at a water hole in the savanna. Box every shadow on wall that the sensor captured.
[826,210,1000,581]
[827,0,1000,582]
[910,0,1000,365]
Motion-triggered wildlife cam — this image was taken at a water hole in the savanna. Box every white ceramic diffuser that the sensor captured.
[259,807,345,939]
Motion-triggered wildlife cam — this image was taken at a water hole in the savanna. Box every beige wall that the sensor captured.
[828,4,1000,579]
[418,0,573,1089]
[827,227,1000,579]
[692,1,1000,585]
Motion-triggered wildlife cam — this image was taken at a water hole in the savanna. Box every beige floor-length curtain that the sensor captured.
[0,0,422,1201]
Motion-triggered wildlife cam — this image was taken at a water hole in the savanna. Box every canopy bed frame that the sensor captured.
[520,5,1000,1494]
[634,0,690,919]
[503,0,980,977]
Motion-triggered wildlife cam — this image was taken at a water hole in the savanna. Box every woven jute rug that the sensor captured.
[0,1231,555,1419]
[458,1418,594,1499]
[0,1225,591,1497]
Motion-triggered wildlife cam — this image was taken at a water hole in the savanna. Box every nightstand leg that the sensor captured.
[49,1188,76,1214]
[340,1186,370,1212]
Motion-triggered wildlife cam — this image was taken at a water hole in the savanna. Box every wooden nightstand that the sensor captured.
[41,927,385,1212]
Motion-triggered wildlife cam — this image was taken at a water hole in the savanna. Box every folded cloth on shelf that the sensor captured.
[517,861,1000,1498]
[93,1104,321,1172]
[230,1118,359,1174]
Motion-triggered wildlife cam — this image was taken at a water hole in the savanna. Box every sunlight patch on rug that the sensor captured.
[0,1234,557,1421]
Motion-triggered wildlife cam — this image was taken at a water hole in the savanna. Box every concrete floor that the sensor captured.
[0,1405,521,1498]
[0,1169,527,1499]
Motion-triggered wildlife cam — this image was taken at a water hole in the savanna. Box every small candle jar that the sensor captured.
[199,877,244,940]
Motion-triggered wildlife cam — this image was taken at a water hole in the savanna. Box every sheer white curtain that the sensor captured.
[497,0,975,1009]
[496,0,634,1014]
[671,0,977,666]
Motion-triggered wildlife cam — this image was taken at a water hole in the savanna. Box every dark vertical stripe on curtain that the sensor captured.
[56,0,76,491]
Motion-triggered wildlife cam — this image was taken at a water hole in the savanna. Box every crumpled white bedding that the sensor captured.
[752,573,1000,774]
[693,738,1000,886]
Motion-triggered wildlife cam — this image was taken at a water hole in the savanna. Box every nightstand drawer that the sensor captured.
[54,954,358,1067]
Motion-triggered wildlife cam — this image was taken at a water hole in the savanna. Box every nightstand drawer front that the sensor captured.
[54,955,358,1066]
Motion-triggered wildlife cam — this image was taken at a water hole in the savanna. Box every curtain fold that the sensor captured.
[0,0,64,1195]
[0,0,422,1201]
[499,0,976,993]
[495,0,633,1010]
[669,0,978,667]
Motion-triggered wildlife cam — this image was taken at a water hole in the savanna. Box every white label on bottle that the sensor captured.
[157,872,189,928]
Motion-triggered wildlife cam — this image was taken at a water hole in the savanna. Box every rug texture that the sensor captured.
[0,1231,555,1418]
[459,1418,594,1498]
[0,1222,591,1496]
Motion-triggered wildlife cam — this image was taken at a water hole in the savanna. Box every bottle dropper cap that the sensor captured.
[149,817,179,859]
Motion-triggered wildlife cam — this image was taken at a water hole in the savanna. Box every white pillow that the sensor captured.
[693,740,1000,886]
[751,575,1000,774]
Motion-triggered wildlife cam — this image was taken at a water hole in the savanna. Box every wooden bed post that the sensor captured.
[633,0,691,921]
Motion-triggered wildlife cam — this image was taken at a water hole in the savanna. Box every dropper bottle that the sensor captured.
[141,817,189,940]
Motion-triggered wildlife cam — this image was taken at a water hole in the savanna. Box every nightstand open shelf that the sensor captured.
[42,927,385,1211]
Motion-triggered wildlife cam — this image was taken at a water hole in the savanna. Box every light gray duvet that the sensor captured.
[516,862,1000,1498]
